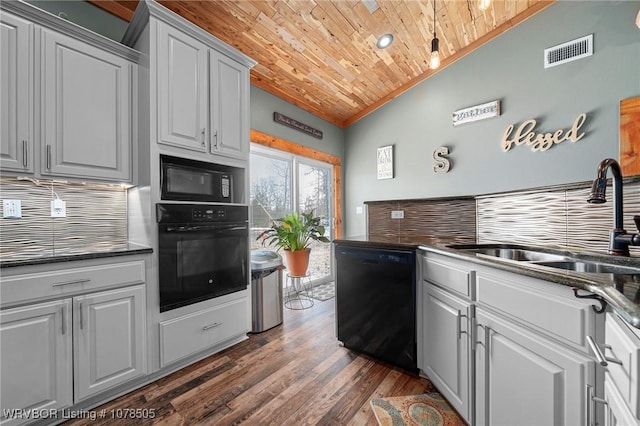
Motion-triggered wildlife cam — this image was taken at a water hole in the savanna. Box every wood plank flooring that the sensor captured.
[65,298,434,425]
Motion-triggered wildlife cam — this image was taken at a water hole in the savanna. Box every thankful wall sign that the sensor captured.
[501,113,587,152]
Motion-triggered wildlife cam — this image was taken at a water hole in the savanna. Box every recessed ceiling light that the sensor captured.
[376,34,393,49]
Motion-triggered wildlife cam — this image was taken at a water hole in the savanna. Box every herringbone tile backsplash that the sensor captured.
[0,177,127,259]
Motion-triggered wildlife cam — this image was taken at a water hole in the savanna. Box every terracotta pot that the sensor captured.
[284,248,311,277]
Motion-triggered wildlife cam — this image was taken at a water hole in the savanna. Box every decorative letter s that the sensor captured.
[433,146,451,174]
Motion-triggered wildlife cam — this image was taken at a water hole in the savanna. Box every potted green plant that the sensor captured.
[257,211,330,276]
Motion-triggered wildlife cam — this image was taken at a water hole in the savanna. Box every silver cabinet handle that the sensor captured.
[201,128,206,147]
[457,310,467,339]
[202,322,222,331]
[52,278,91,287]
[61,305,67,335]
[79,303,84,330]
[586,335,622,367]
[22,141,27,167]
[46,145,51,170]
[585,384,608,426]
[213,131,218,149]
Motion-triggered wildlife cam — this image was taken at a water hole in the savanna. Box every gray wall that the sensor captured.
[344,1,640,236]
[250,86,345,159]
[27,0,128,41]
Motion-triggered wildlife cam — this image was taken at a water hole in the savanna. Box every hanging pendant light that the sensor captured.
[430,0,440,69]
[478,0,491,11]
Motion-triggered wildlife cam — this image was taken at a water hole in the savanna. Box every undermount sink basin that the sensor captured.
[534,261,640,275]
[447,244,570,262]
[447,244,640,277]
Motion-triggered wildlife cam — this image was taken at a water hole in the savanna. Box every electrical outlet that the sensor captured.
[3,200,22,218]
[51,199,66,218]
[391,210,404,219]
[356,206,363,214]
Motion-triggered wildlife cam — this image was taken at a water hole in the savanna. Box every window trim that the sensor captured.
[250,129,342,238]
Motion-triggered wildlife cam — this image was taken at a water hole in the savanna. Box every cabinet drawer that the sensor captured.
[476,272,595,350]
[160,297,249,367]
[422,255,472,299]
[1,260,146,306]
[605,312,640,420]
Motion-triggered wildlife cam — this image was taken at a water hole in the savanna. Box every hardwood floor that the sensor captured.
[66,298,434,425]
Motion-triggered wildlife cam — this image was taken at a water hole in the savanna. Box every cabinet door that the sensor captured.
[0,300,72,425]
[0,12,33,173]
[605,312,640,420]
[73,286,146,401]
[41,29,132,181]
[421,283,471,422]
[475,308,594,426]
[210,52,249,159]
[604,373,639,426]
[157,23,208,152]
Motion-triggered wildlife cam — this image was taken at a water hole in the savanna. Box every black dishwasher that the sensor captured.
[335,243,417,372]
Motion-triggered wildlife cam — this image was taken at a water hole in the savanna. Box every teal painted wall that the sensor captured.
[343,1,640,236]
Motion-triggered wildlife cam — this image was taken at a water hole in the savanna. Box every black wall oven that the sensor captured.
[157,203,248,312]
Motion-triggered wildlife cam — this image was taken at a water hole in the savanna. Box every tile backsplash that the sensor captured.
[366,178,640,256]
[0,177,127,258]
[477,179,640,255]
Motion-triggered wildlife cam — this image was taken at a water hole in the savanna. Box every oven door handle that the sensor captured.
[163,224,248,233]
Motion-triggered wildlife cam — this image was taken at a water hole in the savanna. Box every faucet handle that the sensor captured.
[634,215,640,232]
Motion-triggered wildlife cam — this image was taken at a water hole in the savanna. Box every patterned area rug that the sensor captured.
[370,392,466,426]
[310,282,335,301]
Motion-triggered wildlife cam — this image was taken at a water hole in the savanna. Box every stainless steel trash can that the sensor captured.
[250,250,284,332]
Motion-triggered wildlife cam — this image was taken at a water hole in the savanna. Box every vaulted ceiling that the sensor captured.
[90,0,554,128]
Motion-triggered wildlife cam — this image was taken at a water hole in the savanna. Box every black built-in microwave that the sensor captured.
[160,155,233,203]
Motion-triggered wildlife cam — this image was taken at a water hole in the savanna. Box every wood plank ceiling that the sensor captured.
[91,0,554,128]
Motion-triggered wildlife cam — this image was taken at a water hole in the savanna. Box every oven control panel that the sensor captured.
[192,207,226,220]
[157,203,247,224]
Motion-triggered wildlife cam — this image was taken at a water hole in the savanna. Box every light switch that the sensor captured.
[2,200,22,218]
[391,210,404,219]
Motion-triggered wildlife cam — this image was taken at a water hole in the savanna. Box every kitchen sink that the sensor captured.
[534,261,640,275]
[447,243,640,276]
[447,244,570,262]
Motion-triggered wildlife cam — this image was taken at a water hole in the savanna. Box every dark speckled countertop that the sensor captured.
[334,236,640,328]
[1,242,153,268]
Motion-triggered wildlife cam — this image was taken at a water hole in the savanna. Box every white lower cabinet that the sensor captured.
[159,296,249,367]
[0,300,72,426]
[420,251,606,426]
[601,312,640,425]
[73,286,146,401]
[475,307,594,426]
[0,285,146,425]
[422,280,472,422]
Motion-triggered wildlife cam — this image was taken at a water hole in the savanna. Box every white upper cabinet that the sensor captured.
[0,12,33,173]
[41,29,133,181]
[0,2,139,183]
[210,52,249,160]
[156,24,208,152]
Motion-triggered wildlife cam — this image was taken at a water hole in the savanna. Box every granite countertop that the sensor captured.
[334,236,640,328]
[0,242,153,268]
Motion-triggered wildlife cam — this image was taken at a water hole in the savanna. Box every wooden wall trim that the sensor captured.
[250,129,343,238]
[620,96,640,176]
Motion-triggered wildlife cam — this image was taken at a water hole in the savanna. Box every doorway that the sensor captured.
[250,143,339,286]
[250,145,335,286]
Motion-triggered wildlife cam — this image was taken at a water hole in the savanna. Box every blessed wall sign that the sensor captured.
[502,113,587,152]
[273,112,323,139]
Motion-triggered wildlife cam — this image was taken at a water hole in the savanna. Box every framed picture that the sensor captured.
[377,145,394,179]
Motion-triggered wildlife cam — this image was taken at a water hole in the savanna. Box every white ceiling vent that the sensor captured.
[544,34,593,69]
